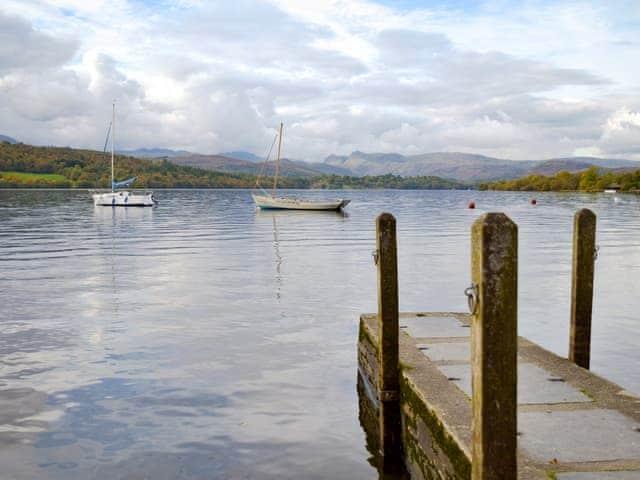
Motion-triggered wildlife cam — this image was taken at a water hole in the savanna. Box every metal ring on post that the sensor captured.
[464,283,479,315]
[372,249,379,266]
[594,245,600,261]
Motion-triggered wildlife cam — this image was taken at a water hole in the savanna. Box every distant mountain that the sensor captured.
[292,160,354,176]
[542,156,640,169]
[221,151,263,162]
[0,134,17,144]
[119,148,192,158]
[527,159,594,176]
[169,154,325,178]
[323,151,640,182]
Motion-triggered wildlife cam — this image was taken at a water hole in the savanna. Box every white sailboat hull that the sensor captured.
[92,191,156,207]
[252,194,350,211]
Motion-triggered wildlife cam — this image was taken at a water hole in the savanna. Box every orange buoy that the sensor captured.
[468,201,475,209]
[531,198,537,205]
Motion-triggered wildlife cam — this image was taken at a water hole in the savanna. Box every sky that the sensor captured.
[1,0,639,161]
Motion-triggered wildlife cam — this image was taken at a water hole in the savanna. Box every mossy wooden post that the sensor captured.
[569,208,596,369]
[375,212,401,466]
[471,213,518,480]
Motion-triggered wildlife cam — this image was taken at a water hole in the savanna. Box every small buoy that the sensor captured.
[468,201,475,209]
[530,198,537,205]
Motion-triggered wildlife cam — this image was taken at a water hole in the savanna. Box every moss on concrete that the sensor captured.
[400,374,471,479]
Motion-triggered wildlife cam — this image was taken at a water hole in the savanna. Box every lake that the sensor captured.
[1,189,639,479]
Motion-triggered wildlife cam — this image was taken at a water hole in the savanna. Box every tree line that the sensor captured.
[479,167,640,192]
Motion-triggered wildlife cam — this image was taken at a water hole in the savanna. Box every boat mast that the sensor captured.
[111,101,115,192]
[272,122,283,197]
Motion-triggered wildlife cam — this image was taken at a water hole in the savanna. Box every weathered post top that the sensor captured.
[569,208,596,369]
[471,213,518,480]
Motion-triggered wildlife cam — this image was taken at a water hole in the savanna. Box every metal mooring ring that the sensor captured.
[464,283,478,315]
[372,249,379,266]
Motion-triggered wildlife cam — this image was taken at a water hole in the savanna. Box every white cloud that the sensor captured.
[596,107,640,157]
[0,1,639,161]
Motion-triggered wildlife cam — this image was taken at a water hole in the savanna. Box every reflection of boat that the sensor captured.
[252,122,350,211]
[91,103,156,207]
[272,216,282,300]
[255,206,348,220]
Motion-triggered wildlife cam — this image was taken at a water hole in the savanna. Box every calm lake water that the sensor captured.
[1,189,640,479]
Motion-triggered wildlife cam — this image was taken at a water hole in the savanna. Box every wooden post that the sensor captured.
[471,213,518,480]
[569,208,596,369]
[375,212,401,465]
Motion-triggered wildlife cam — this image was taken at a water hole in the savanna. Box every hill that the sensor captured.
[119,148,192,158]
[0,142,270,188]
[323,151,640,182]
[170,154,325,178]
[221,151,263,162]
[180,152,353,176]
[0,142,466,190]
[0,134,17,144]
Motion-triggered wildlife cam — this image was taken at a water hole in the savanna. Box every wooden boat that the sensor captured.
[91,103,156,207]
[252,123,350,211]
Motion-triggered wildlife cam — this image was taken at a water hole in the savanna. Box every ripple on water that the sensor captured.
[1,189,640,479]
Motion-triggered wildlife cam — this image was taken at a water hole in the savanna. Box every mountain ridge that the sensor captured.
[322,151,640,182]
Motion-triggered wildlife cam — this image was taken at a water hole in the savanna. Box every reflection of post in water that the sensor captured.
[357,373,409,480]
[272,215,282,300]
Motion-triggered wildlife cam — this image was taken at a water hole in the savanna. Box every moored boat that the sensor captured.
[91,102,156,207]
[252,193,349,211]
[252,122,350,211]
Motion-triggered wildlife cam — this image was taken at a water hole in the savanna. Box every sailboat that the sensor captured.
[252,123,350,211]
[92,103,156,207]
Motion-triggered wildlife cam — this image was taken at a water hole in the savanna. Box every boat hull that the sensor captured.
[252,194,349,211]
[92,191,156,207]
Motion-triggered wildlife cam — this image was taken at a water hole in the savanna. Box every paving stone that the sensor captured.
[417,342,470,362]
[519,409,640,463]
[437,363,591,404]
[556,472,640,480]
[400,316,470,338]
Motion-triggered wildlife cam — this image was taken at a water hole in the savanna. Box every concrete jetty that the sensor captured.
[358,211,640,479]
[359,312,640,479]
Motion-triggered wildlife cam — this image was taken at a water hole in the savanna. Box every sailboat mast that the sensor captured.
[272,122,283,197]
[111,102,115,192]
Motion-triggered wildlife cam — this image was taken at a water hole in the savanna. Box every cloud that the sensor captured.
[596,107,640,157]
[0,1,639,161]
[0,12,77,73]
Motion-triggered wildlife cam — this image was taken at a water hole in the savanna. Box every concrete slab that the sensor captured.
[417,342,469,362]
[519,409,640,463]
[556,473,640,480]
[400,315,470,338]
[437,363,591,404]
